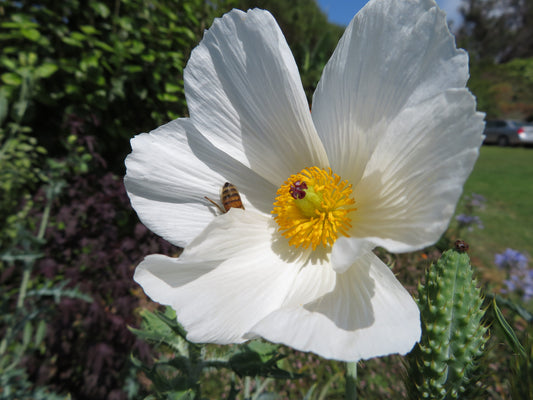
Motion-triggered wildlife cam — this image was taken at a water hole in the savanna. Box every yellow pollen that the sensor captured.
[272,167,356,250]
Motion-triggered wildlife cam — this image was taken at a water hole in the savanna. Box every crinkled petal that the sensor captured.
[350,90,484,252]
[185,8,328,186]
[312,0,469,184]
[248,252,420,361]
[134,209,310,344]
[125,119,275,247]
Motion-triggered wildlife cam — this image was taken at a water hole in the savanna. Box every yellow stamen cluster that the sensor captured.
[272,166,356,250]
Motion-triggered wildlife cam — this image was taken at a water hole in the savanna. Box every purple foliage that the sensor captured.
[29,169,176,399]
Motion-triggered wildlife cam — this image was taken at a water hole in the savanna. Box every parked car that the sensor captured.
[517,122,533,145]
[483,119,533,146]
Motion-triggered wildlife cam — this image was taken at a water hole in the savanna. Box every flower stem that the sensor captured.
[16,195,52,309]
[345,361,357,399]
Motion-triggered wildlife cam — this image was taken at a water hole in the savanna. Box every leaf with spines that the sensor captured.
[406,249,489,399]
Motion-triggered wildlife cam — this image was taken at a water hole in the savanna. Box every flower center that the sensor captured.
[272,167,356,250]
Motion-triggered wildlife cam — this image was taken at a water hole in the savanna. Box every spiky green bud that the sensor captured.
[406,249,489,399]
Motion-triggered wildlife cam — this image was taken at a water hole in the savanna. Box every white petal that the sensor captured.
[248,252,420,361]
[134,209,308,344]
[331,237,375,273]
[125,118,275,247]
[312,0,468,184]
[352,90,485,252]
[185,9,328,186]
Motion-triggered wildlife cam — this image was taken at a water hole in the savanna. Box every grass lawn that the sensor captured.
[452,145,533,273]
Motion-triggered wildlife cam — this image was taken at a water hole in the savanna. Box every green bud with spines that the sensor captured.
[406,249,489,399]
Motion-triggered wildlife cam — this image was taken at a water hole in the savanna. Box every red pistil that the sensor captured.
[289,180,308,199]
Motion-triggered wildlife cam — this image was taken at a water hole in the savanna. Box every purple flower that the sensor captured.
[468,193,486,208]
[496,249,532,302]
[455,214,483,230]
[494,248,529,270]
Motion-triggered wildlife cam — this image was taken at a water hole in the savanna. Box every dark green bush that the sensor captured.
[0,0,222,170]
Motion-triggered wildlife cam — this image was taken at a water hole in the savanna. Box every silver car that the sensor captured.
[483,120,533,146]
[517,123,533,145]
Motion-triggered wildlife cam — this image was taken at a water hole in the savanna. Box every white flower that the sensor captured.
[125,0,484,362]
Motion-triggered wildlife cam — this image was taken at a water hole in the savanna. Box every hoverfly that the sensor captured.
[204,182,245,213]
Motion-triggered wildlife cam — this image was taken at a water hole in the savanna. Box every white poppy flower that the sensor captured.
[125,0,484,361]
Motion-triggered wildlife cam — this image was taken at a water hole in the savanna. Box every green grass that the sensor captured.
[453,146,533,269]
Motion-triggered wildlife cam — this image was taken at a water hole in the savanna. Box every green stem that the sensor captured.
[345,361,357,400]
[1,187,54,358]
[15,266,32,309]
[188,343,203,399]
[15,195,52,309]
[244,376,251,399]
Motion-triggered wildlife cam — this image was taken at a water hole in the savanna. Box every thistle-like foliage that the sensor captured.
[406,249,488,399]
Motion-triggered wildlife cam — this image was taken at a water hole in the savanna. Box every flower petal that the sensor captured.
[351,90,484,252]
[125,118,275,247]
[185,9,328,186]
[312,0,469,184]
[134,209,308,344]
[248,252,420,361]
[331,237,375,273]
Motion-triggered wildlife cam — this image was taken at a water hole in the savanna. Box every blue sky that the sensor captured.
[316,0,463,28]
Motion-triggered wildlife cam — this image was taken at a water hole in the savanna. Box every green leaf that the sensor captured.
[90,1,110,18]
[22,321,32,348]
[1,57,17,71]
[246,340,280,362]
[35,63,59,79]
[1,72,22,86]
[21,28,40,41]
[491,298,527,358]
[124,65,143,73]
[127,40,145,55]
[229,346,297,379]
[155,309,189,340]
[0,93,8,126]
[0,252,44,263]
[129,308,190,356]
[157,93,179,102]
[488,293,533,322]
[141,54,156,63]
[62,36,83,48]
[80,25,99,35]
[70,32,87,42]
[164,82,182,93]
[94,40,114,52]
[34,319,47,347]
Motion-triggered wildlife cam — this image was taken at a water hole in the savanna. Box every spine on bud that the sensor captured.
[406,249,489,399]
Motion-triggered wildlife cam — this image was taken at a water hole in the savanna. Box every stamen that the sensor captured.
[272,167,356,250]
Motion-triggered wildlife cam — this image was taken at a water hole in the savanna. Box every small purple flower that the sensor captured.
[494,248,529,270]
[468,193,486,208]
[523,270,533,301]
[501,278,516,293]
[455,214,483,230]
[496,249,532,302]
